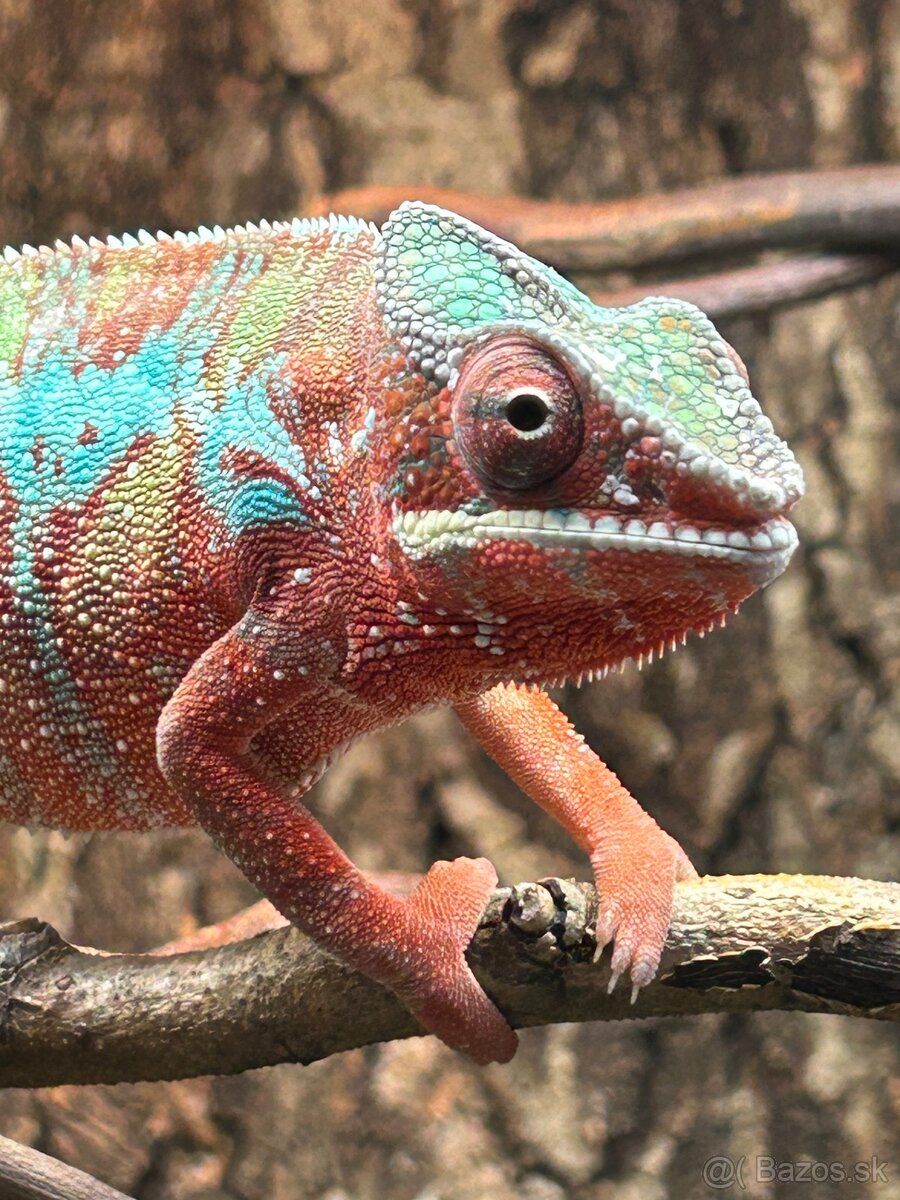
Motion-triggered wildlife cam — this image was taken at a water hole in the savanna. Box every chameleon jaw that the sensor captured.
[393,505,798,583]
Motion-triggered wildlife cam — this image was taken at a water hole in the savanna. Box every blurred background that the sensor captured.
[0,2,898,1197]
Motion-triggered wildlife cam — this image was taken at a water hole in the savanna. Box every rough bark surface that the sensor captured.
[2,874,899,1090]
[0,2,898,1198]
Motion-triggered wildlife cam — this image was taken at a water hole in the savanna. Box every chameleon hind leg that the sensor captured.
[151,871,419,953]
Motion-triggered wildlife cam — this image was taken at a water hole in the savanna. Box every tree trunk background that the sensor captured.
[0,2,898,1198]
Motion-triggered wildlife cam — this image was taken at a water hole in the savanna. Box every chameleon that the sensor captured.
[0,201,803,1064]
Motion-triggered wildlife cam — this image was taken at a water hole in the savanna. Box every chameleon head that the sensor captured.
[371,202,804,683]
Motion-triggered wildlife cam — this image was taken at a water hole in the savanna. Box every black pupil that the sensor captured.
[505,392,549,433]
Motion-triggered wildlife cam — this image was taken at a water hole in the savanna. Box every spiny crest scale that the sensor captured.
[0,211,380,267]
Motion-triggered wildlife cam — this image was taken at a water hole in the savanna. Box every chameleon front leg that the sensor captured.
[455,682,697,994]
[156,609,517,1063]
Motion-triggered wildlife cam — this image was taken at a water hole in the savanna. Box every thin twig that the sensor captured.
[0,1133,135,1200]
[591,252,900,318]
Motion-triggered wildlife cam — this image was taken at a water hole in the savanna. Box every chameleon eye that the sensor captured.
[504,389,551,433]
[452,336,583,491]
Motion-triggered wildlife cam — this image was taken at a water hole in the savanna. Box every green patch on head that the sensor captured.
[376,202,586,357]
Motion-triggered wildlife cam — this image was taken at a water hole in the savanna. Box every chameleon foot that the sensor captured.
[592,825,697,996]
[391,856,518,1064]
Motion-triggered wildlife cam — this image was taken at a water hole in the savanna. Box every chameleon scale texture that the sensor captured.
[0,204,802,1061]
[0,216,381,828]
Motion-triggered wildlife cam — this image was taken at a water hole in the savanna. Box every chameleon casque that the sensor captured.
[0,202,803,1064]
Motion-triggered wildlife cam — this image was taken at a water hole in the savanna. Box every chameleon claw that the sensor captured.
[593,908,618,963]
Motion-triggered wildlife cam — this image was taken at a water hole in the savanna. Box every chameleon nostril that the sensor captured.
[644,481,667,506]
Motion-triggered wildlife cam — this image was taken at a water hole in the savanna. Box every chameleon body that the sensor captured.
[0,203,803,1062]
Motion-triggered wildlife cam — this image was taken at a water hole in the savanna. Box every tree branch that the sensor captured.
[317,166,900,270]
[588,252,899,319]
[1,873,897,1088]
[0,1133,135,1200]
[315,169,900,319]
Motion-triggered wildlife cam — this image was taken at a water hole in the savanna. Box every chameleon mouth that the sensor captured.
[394,506,798,580]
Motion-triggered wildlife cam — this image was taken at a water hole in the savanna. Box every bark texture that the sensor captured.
[0,2,899,1198]
[2,874,899,1089]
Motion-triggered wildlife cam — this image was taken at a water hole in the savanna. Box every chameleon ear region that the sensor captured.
[375,201,582,383]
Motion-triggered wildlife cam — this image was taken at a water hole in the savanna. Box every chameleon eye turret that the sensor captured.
[451,335,583,490]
